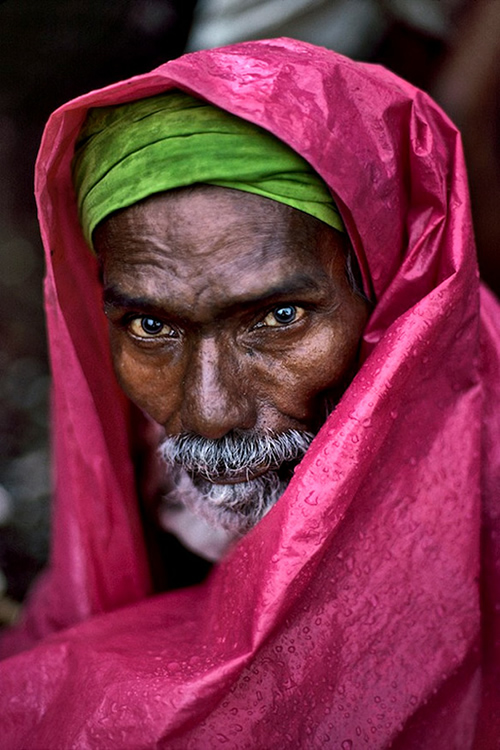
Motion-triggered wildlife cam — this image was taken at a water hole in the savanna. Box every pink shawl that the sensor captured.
[1,38,500,748]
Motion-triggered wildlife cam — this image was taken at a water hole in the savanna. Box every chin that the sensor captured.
[161,466,289,535]
[157,428,314,535]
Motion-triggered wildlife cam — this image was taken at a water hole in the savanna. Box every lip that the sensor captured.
[192,466,271,486]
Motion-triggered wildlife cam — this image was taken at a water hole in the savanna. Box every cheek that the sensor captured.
[254,325,362,421]
[109,335,181,424]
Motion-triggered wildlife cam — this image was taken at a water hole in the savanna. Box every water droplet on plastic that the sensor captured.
[304,491,318,506]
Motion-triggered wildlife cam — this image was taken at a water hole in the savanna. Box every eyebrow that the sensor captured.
[103,286,161,313]
[224,275,325,311]
[103,274,327,317]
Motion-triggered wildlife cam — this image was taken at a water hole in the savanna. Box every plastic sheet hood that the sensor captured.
[1,38,500,749]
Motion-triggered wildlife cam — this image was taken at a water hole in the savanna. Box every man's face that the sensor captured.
[94,186,369,533]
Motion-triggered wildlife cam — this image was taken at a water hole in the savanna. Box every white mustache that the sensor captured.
[158,429,314,482]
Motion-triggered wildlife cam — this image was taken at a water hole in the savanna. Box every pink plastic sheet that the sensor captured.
[1,38,500,748]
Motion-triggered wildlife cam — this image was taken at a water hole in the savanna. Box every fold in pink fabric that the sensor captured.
[1,38,500,748]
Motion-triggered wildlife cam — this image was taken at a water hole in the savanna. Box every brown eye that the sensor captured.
[262,305,305,327]
[129,316,173,338]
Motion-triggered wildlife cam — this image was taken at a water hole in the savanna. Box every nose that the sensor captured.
[180,335,256,439]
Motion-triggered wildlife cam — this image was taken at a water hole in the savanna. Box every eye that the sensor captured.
[128,316,174,339]
[261,305,305,328]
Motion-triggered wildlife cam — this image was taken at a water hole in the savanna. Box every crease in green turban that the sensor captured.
[72,90,344,248]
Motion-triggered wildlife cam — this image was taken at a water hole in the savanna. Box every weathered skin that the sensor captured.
[95,186,369,446]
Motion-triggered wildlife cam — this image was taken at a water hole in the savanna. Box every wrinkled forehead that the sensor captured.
[94,186,352,318]
[95,185,343,256]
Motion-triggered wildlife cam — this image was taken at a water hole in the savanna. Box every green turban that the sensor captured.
[72,90,344,247]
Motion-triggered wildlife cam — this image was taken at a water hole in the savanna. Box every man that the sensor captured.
[72,89,369,561]
[1,38,500,748]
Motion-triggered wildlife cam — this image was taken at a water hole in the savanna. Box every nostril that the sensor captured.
[181,392,257,440]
